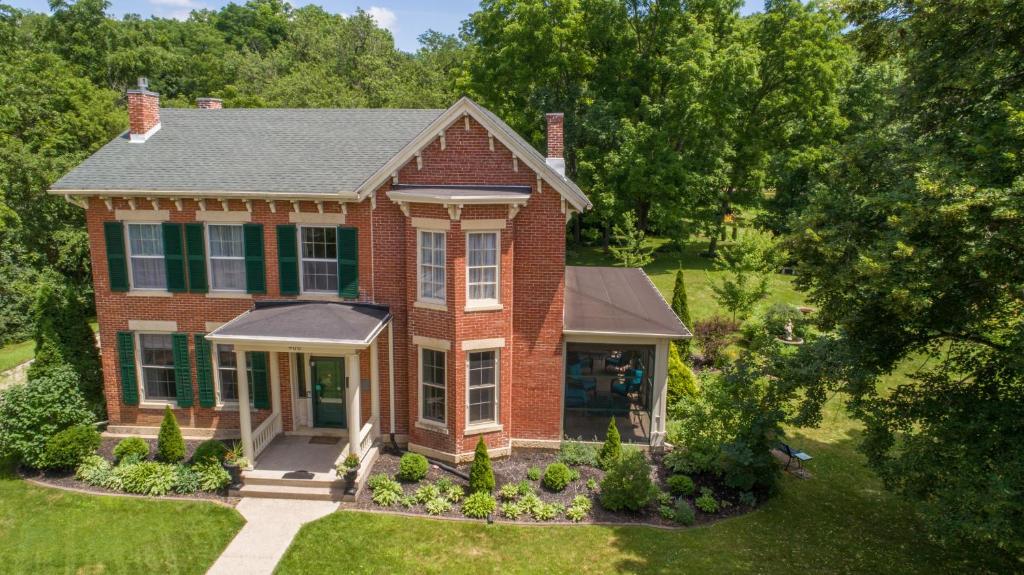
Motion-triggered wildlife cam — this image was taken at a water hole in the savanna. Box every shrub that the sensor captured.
[435,477,454,491]
[501,501,524,519]
[114,437,150,463]
[674,499,696,525]
[367,473,393,491]
[399,495,416,508]
[414,483,441,504]
[762,303,806,340]
[156,406,185,463]
[739,491,757,507]
[598,419,622,469]
[192,439,227,464]
[566,505,588,522]
[372,484,402,507]
[667,344,699,406]
[559,440,599,467]
[75,454,111,485]
[695,487,719,513]
[570,494,592,513]
[194,460,231,491]
[659,505,675,520]
[532,502,564,521]
[397,452,429,482]
[424,497,451,515]
[526,466,541,481]
[542,462,573,492]
[692,316,739,367]
[666,474,695,496]
[0,366,94,468]
[498,483,520,501]
[174,465,201,494]
[117,461,178,496]
[586,478,597,491]
[656,490,674,507]
[516,479,533,497]
[599,449,656,512]
[468,437,495,493]
[43,423,100,470]
[443,484,465,503]
[670,269,693,360]
[663,442,721,476]
[462,491,497,518]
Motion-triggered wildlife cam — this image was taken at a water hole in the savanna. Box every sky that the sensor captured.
[7,0,766,53]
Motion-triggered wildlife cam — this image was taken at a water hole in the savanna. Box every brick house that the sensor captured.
[51,80,688,497]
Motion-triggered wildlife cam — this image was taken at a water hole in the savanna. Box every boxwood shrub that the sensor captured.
[113,436,150,462]
[191,439,228,464]
[542,462,573,492]
[397,452,429,482]
[43,424,100,470]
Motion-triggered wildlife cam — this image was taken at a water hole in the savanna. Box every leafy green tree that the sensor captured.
[609,211,654,268]
[708,228,778,320]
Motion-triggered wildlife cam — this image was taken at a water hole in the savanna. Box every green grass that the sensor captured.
[567,236,804,321]
[0,340,34,373]
[0,461,244,574]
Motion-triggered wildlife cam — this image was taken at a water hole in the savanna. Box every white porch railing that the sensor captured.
[252,412,282,460]
[358,421,375,460]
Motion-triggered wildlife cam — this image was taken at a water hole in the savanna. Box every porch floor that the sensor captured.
[563,411,651,444]
[254,435,343,475]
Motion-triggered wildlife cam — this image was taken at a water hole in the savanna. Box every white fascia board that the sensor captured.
[387,190,529,205]
[47,188,359,201]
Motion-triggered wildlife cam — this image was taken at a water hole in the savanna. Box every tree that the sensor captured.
[609,211,654,268]
[597,418,621,469]
[667,343,698,406]
[708,228,778,320]
[469,436,495,493]
[157,406,185,463]
[670,269,693,357]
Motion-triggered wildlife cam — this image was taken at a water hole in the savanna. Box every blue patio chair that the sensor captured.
[565,385,589,408]
[611,368,644,399]
[567,363,597,392]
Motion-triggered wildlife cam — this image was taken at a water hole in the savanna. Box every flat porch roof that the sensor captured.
[207,300,391,351]
[563,266,691,339]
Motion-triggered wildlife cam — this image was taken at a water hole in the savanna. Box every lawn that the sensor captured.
[0,461,244,575]
[0,340,34,373]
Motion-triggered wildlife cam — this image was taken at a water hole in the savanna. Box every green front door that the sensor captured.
[311,357,346,428]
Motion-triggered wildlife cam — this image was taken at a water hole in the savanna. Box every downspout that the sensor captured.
[388,322,396,441]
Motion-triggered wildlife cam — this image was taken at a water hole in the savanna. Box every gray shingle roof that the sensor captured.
[51,108,444,195]
[208,301,391,345]
[564,266,691,339]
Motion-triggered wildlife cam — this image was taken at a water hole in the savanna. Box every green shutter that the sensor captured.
[104,222,129,292]
[171,333,193,407]
[194,334,215,408]
[162,223,187,292]
[337,226,358,298]
[116,331,138,405]
[243,223,266,294]
[276,224,299,295]
[185,223,208,293]
[249,351,270,409]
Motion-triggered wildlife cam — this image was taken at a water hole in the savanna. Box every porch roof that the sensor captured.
[563,266,691,339]
[207,301,390,349]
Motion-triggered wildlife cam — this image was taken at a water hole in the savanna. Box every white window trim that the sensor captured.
[206,222,247,293]
[135,331,176,407]
[465,231,501,311]
[465,348,500,430]
[417,345,448,429]
[417,229,446,306]
[298,225,338,295]
[125,221,167,292]
[211,343,252,408]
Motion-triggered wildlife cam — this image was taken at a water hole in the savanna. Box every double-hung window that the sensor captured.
[215,343,253,404]
[208,224,246,291]
[467,232,498,305]
[420,348,446,424]
[127,223,166,289]
[467,350,498,425]
[418,230,446,303]
[138,333,175,400]
[299,226,338,293]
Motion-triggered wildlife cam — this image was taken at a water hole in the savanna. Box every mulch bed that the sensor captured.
[20,436,239,505]
[350,448,754,527]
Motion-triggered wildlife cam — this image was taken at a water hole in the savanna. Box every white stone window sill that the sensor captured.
[139,400,178,409]
[206,291,252,299]
[414,300,448,312]
[415,420,449,435]
[464,423,503,436]
[215,402,254,411]
[127,290,173,298]
[465,302,503,312]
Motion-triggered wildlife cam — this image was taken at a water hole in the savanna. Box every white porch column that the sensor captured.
[235,349,255,465]
[651,339,670,448]
[370,340,380,429]
[346,352,362,458]
[269,352,281,417]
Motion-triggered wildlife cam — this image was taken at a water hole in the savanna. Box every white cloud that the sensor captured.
[366,6,398,32]
[147,0,204,20]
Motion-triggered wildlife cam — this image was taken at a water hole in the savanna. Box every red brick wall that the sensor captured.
[127,91,160,135]
[87,113,568,455]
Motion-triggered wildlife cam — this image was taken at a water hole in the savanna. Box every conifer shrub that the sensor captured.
[598,419,622,469]
[156,406,185,463]
[468,437,495,493]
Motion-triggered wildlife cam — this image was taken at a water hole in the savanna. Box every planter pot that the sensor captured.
[343,469,358,495]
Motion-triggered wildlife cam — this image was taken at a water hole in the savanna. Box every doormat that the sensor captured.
[309,436,341,445]
[282,470,315,480]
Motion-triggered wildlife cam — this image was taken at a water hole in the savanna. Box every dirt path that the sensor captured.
[0,359,32,390]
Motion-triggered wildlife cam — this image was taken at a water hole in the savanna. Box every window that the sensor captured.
[300,226,337,293]
[467,350,497,424]
[127,223,166,289]
[208,224,245,291]
[418,230,446,303]
[215,343,253,404]
[139,333,175,400]
[467,232,498,303]
[420,348,446,424]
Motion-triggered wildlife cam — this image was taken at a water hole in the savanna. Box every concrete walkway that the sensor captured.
[207,498,338,575]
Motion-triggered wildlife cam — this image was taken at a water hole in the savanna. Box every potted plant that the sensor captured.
[337,454,360,494]
[222,443,249,488]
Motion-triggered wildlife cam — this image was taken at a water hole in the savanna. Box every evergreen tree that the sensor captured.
[157,406,185,463]
[667,344,699,406]
[468,436,495,493]
[598,419,622,469]
[670,269,693,358]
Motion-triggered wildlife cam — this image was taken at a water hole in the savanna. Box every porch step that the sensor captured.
[242,469,340,488]
[230,483,345,501]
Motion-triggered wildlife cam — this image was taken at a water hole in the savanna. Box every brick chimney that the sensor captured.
[197,97,223,110]
[126,77,160,143]
[545,112,565,176]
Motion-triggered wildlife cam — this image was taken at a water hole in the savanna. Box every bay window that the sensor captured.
[467,350,498,425]
[418,230,446,303]
[420,348,446,424]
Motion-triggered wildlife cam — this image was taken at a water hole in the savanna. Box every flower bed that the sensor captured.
[353,444,755,526]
